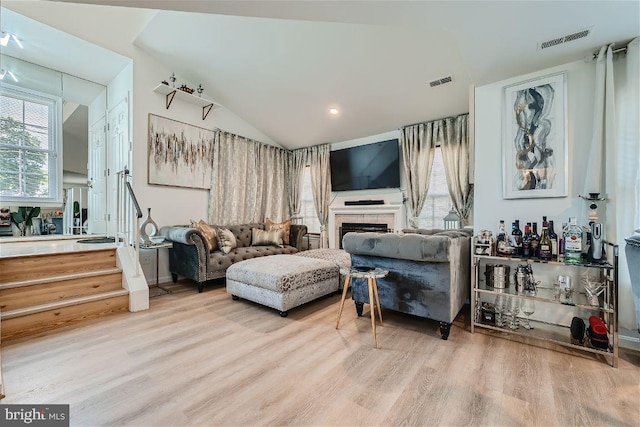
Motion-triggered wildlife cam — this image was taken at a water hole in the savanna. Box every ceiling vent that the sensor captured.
[539,28,591,50]
[429,75,453,88]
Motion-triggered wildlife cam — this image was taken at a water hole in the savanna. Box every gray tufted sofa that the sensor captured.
[160,223,307,292]
[342,228,472,340]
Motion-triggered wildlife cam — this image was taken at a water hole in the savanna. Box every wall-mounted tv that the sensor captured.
[330,139,400,191]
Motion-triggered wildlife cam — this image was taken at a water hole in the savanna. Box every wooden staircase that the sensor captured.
[0,248,129,341]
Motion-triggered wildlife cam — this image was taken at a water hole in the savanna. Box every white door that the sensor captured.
[88,114,107,234]
[107,96,130,237]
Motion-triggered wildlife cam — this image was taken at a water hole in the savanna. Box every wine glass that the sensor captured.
[507,297,520,330]
[521,298,535,330]
[582,275,606,307]
[494,294,507,327]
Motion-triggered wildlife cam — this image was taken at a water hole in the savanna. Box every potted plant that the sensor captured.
[10,206,41,236]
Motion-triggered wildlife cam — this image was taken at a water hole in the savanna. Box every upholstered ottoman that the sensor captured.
[226,254,339,316]
[293,248,351,288]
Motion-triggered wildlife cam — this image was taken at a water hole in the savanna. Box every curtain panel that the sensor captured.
[208,131,258,225]
[287,149,307,221]
[208,131,288,225]
[582,37,640,332]
[611,38,639,332]
[255,143,289,223]
[622,38,640,332]
[584,43,617,230]
[306,144,331,248]
[400,122,437,228]
[441,114,473,225]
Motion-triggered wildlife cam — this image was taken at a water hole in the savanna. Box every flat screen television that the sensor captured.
[330,139,400,191]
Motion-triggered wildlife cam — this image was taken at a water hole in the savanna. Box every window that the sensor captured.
[417,147,453,228]
[0,85,62,204]
[299,166,321,233]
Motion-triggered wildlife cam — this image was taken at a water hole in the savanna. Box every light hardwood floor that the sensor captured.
[1,280,639,426]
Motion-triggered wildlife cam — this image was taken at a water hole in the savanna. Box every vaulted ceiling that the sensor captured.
[5,1,640,149]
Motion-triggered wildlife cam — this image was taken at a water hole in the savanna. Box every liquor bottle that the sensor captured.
[511,220,523,256]
[549,220,558,260]
[496,220,508,255]
[530,222,540,258]
[497,220,507,242]
[538,222,552,260]
[522,223,532,258]
[565,217,583,264]
[558,222,567,262]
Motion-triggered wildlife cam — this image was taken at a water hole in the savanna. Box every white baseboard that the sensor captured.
[619,328,640,351]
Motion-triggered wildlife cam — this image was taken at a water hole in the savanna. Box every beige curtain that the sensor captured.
[400,122,437,228]
[441,114,473,226]
[612,38,639,332]
[255,143,289,222]
[306,144,331,247]
[287,149,307,220]
[208,131,288,225]
[584,44,616,203]
[209,131,258,224]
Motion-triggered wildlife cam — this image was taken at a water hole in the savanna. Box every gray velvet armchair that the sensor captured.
[342,228,472,340]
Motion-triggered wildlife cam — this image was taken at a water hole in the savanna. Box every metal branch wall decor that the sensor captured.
[147,113,214,189]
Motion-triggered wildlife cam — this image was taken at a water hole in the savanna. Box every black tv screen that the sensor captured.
[330,139,400,191]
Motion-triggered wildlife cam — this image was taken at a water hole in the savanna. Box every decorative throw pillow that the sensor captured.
[251,227,284,247]
[265,218,291,245]
[216,227,237,254]
[191,219,218,252]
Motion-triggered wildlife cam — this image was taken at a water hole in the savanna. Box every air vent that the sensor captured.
[429,75,453,88]
[539,28,591,50]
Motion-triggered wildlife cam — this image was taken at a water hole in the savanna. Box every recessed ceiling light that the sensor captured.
[329,108,339,115]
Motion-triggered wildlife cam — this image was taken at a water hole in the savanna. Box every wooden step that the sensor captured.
[0,268,123,312]
[0,306,4,399]
[0,248,117,283]
[1,290,129,341]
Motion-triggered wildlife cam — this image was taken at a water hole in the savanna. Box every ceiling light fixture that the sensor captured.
[0,69,18,82]
[329,108,339,115]
[0,32,23,48]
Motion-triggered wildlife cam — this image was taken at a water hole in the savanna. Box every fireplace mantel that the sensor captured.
[328,204,404,249]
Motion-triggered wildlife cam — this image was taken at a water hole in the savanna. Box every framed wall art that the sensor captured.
[502,72,568,199]
[147,114,215,189]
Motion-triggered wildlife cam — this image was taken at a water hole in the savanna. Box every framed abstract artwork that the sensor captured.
[147,114,215,189]
[502,72,568,199]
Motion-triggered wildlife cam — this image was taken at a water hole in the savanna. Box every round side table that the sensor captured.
[336,267,388,348]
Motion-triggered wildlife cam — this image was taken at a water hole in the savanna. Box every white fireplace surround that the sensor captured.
[329,203,404,249]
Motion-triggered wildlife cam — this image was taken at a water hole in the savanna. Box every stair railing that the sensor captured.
[116,166,143,276]
[63,187,88,235]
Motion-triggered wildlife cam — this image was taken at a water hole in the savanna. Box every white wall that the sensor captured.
[474,59,594,230]
[474,58,636,335]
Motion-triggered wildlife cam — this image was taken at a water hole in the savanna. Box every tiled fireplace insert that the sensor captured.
[338,222,390,249]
